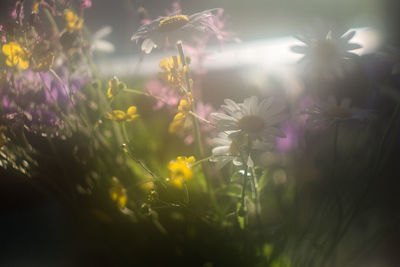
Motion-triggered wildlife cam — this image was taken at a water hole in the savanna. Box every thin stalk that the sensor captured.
[240,165,249,209]
[123,88,168,105]
[183,184,190,204]
[176,41,205,158]
[121,122,130,144]
[191,156,212,167]
[49,68,74,106]
[43,8,60,36]
[336,103,400,245]
[177,41,212,199]
[319,121,343,266]
[189,111,215,127]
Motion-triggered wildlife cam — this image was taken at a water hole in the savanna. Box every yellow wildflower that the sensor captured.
[107,76,126,98]
[168,112,187,134]
[2,42,30,70]
[168,156,196,188]
[32,53,54,72]
[159,56,188,87]
[64,9,84,32]
[178,95,192,114]
[168,95,192,134]
[140,181,155,192]
[105,106,139,122]
[32,1,40,14]
[109,177,127,209]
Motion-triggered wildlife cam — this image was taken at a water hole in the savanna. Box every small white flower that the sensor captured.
[304,96,373,128]
[291,26,362,78]
[91,26,115,53]
[210,132,243,169]
[210,132,273,169]
[211,96,287,143]
[131,9,221,54]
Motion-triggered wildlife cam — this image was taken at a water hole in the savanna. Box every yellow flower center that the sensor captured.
[158,15,189,33]
[237,115,265,133]
[324,107,351,119]
[314,39,339,61]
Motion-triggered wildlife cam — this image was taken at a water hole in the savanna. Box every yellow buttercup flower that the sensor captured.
[2,42,30,70]
[168,156,196,188]
[168,112,187,134]
[107,76,126,98]
[159,56,188,87]
[178,96,192,114]
[32,1,40,14]
[105,106,139,122]
[168,95,192,134]
[32,53,54,72]
[109,177,127,209]
[64,9,84,32]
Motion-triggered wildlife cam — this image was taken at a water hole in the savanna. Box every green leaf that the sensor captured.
[257,169,270,192]
[216,184,242,198]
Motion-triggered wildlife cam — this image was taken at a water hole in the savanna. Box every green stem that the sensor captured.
[176,42,205,158]
[183,184,190,204]
[319,121,343,266]
[44,8,60,36]
[191,156,212,167]
[241,165,248,209]
[49,68,74,106]
[121,122,130,144]
[339,104,400,235]
[189,111,215,127]
[176,41,211,195]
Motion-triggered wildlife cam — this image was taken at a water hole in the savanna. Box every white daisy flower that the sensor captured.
[131,8,221,54]
[210,132,273,169]
[304,96,373,128]
[291,27,362,78]
[91,26,115,53]
[211,96,288,143]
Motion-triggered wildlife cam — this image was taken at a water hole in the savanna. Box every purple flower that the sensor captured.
[1,67,90,134]
[81,0,92,11]
[145,78,179,110]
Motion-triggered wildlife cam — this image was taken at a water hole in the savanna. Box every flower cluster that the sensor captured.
[105,106,139,122]
[0,0,92,136]
[168,156,196,188]
[109,176,127,209]
[2,42,30,69]
[168,95,192,134]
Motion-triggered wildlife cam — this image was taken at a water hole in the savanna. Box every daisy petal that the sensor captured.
[291,45,308,54]
[341,31,356,42]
